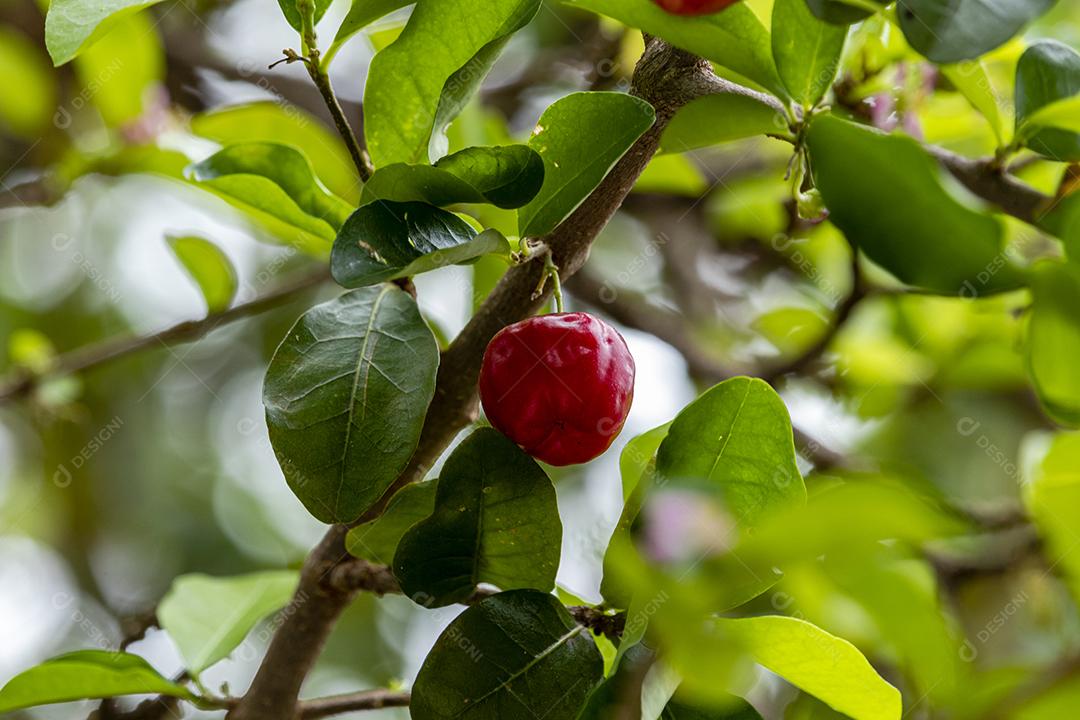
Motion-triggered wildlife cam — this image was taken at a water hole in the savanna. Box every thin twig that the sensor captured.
[0,267,331,404]
[299,690,411,718]
[305,63,374,182]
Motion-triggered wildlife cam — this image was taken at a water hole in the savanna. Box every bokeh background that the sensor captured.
[2,0,1080,716]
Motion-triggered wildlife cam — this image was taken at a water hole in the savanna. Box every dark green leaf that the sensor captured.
[656,377,805,526]
[346,479,437,564]
[394,428,561,607]
[165,235,238,314]
[896,0,1056,64]
[263,285,439,523]
[772,0,848,106]
[806,114,1024,295]
[1026,261,1080,426]
[659,94,789,154]
[44,0,164,65]
[561,0,786,98]
[1015,40,1080,162]
[0,651,194,712]
[277,0,334,33]
[359,145,545,209]
[411,590,603,720]
[803,0,884,26]
[519,92,655,237]
[364,0,541,165]
[192,102,361,203]
[329,0,412,62]
[331,201,510,288]
[158,571,299,675]
[662,696,765,719]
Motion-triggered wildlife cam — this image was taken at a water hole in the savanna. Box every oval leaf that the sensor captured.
[1015,40,1080,162]
[359,145,545,209]
[1027,261,1080,426]
[897,0,1056,64]
[806,114,1024,295]
[562,0,787,98]
[519,92,656,237]
[716,616,901,720]
[331,201,510,288]
[411,590,603,720]
[263,285,440,523]
[346,479,437,564]
[44,0,164,66]
[364,0,541,165]
[394,428,561,607]
[165,235,238,314]
[157,570,299,676]
[0,651,193,712]
[659,94,788,154]
[772,0,848,106]
[329,0,412,62]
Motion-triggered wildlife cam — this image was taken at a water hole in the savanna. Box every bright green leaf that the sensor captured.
[44,0,164,66]
[346,480,436,564]
[263,285,440,523]
[1015,40,1080,162]
[561,0,787,98]
[0,651,194,712]
[896,0,1057,64]
[1026,432,1080,605]
[806,114,1023,295]
[331,201,509,288]
[620,422,671,501]
[192,103,361,203]
[360,145,545,209]
[166,235,238,314]
[659,94,789,154]
[328,0,412,64]
[394,428,561,607]
[363,0,541,165]
[941,61,1009,146]
[0,28,57,137]
[519,92,655,237]
[72,10,162,127]
[411,590,603,720]
[277,0,334,33]
[158,570,299,675]
[1026,261,1080,426]
[772,0,848,106]
[717,616,901,720]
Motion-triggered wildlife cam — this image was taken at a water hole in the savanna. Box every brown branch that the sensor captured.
[0,267,330,404]
[927,146,1053,225]
[298,689,411,718]
[227,39,715,720]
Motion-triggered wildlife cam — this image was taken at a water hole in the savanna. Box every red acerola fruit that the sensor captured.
[651,0,743,14]
[479,312,635,466]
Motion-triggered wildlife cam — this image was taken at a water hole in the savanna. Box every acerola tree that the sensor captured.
[0,0,1079,718]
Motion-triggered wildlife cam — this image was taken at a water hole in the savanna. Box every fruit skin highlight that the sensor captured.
[479,312,635,466]
[651,0,744,15]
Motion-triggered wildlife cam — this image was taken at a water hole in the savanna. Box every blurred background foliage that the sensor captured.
[1,0,1080,716]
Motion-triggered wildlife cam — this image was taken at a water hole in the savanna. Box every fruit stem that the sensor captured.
[544,251,564,313]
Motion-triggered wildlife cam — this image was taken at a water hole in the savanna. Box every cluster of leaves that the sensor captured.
[3,0,1080,717]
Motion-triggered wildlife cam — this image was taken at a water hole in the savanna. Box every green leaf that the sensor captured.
[659,94,788,154]
[562,0,786,98]
[165,235,238,314]
[655,377,805,526]
[661,696,765,719]
[0,29,57,138]
[277,0,334,33]
[0,651,194,712]
[1026,432,1080,604]
[263,285,440,523]
[394,428,561,607]
[772,0,848,106]
[72,10,162,127]
[896,0,1056,64]
[941,61,1008,146]
[1026,261,1080,426]
[803,0,886,25]
[519,92,655,237]
[1015,40,1080,162]
[44,0,165,66]
[192,102,361,203]
[363,0,541,165]
[716,616,901,720]
[346,480,437,564]
[331,201,509,288]
[359,145,545,209]
[620,422,672,501]
[189,142,354,231]
[806,114,1024,295]
[411,590,603,720]
[158,570,299,676]
[329,0,412,64]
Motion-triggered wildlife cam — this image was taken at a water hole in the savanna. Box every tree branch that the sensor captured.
[0,267,330,404]
[928,146,1053,225]
[297,689,411,718]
